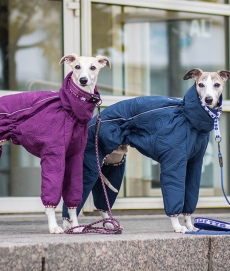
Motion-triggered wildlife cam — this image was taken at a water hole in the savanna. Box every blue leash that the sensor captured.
[219,141,230,205]
[186,117,230,234]
[185,101,230,234]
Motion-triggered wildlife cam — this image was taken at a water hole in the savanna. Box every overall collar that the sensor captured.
[68,75,101,104]
[183,83,222,134]
[199,94,222,139]
[59,72,101,122]
[62,72,101,103]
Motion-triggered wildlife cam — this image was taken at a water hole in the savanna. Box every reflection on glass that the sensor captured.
[0,0,62,92]
[184,0,225,2]
[92,5,225,97]
[92,4,226,196]
[0,0,62,196]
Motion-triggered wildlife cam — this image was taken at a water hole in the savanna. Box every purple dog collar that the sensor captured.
[69,79,101,104]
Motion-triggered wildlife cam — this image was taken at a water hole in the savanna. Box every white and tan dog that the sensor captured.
[59,53,111,94]
[0,53,111,234]
[93,69,229,233]
[184,68,226,109]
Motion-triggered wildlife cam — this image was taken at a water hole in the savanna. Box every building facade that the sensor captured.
[0,0,230,213]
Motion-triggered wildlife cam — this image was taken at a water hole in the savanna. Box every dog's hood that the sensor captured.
[183,83,222,133]
[59,72,100,123]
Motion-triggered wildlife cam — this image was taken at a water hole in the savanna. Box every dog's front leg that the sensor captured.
[183,214,198,231]
[170,216,188,233]
[45,207,64,234]
[68,208,84,233]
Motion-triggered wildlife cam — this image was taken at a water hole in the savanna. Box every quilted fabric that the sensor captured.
[0,72,100,208]
[67,83,220,216]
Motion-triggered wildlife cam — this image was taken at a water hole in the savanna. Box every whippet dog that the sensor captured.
[0,53,110,233]
[109,69,228,233]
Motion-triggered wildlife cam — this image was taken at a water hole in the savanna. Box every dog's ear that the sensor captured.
[218,70,230,81]
[183,68,203,80]
[95,55,111,69]
[59,54,79,65]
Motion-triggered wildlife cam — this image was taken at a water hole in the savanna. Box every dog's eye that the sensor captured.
[90,66,96,71]
[75,65,81,69]
[214,83,220,88]
[198,83,205,88]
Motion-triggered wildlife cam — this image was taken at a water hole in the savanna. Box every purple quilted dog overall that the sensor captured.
[0,72,100,208]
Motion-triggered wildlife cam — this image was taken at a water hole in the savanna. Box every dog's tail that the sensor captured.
[102,174,118,193]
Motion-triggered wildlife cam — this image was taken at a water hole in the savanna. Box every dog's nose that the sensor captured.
[79,77,88,85]
[205,96,213,105]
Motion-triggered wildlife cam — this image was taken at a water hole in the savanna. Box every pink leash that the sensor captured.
[65,105,122,234]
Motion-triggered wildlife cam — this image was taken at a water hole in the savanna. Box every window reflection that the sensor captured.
[0,0,62,196]
[0,0,62,92]
[92,4,226,196]
[92,5,225,97]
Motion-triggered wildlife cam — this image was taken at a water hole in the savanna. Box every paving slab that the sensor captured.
[0,212,230,271]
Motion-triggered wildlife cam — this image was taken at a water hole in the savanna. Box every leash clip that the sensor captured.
[217,141,223,167]
[95,106,101,135]
[215,136,222,143]
[88,95,101,104]
[215,137,223,167]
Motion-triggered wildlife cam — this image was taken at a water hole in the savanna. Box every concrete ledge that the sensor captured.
[0,213,230,271]
[0,237,211,271]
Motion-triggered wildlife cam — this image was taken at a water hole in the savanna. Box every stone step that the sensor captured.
[0,213,230,271]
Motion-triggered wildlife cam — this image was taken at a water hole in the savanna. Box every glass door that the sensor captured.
[0,0,68,212]
[85,0,230,210]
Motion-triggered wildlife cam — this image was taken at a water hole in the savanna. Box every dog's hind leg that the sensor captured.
[94,158,126,230]
[99,210,115,229]
[45,207,64,234]
[98,209,124,230]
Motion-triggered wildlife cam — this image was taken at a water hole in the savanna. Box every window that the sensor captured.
[0,0,63,197]
[92,3,228,197]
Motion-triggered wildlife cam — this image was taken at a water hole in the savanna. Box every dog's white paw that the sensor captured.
[63,208,85,233]
[46,207,64,234]
[173,225,188,233]
[184,215,198,231]
[72,226,84,233]
[99,210,123,230]
[170,216,188,233]
[104,221,115,229]
[63,219,72,231]
[63,219,84,232]
[104,222,124,230]
[49,225,64,234]
[187,225,198,231]
[99,210,114,229]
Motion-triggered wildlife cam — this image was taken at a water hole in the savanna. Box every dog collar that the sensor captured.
[69,79,101,104]
[199,96,222,140]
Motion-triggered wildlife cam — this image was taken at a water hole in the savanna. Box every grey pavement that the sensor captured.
[0,211,230,270]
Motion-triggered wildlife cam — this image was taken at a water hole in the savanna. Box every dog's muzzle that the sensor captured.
[205,96,213,105]
[79,77,88,85]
